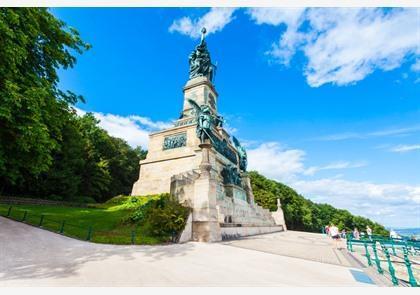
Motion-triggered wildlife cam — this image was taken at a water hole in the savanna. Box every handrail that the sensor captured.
[347,236,418,287]
[0,206,148,245]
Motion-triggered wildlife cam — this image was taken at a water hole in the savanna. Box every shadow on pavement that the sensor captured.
[0,217,195,281]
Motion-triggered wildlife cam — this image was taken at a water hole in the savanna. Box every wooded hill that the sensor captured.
[250,171,389,235]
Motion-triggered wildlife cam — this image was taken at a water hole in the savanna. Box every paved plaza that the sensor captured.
[223,230,352,267]
[0,217,376,287]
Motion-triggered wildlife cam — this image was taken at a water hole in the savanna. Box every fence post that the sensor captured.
[391,242,396,256]
[403,247,418,287]
[364,242,372,266]
[21,210,28,222]
[382,245,398,286]
[131,230,136,245]
[371,241,384,274]
[39,214,45,227]
[59,220,66,234]
[86,226,93,241]
[7,206,12,217]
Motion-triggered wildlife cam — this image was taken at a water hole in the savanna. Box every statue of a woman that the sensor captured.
[188,27,215,82]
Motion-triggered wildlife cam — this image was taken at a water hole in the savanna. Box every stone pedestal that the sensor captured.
[242,175,255,206]
[182,77,218,117]
[224,184,247,202]
[191,142,222,242]
[271,198,287,230]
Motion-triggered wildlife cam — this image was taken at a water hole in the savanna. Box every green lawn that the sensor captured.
[0,196,167,245]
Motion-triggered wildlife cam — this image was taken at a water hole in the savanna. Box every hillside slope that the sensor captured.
[249,171,388,236]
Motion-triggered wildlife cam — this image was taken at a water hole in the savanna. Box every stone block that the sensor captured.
[192,221,222,242]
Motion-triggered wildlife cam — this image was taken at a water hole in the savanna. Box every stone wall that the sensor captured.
[131,124,202,196]
[221,225,284,240]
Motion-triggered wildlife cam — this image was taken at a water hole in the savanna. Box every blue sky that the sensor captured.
[52,8,419,228]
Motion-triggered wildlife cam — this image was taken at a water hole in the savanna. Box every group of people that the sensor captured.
[324,224,373,249]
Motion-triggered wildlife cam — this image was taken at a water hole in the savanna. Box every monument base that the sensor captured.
[220,225,284,240]
[192,221,222,242]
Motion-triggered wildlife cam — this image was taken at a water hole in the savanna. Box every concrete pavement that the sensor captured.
[0,217,375,287]
[223,230,352,266]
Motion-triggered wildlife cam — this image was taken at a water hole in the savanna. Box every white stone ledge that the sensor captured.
[221,225,284,239]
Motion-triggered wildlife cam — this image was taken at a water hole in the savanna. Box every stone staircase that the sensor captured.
[171,169,285,241]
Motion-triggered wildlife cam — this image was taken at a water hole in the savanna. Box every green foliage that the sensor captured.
[127,193,191,239]
[249,171,389,236]
[4,111,146,203]
[0,196,180,245]
[0,8,146,203]
[0,8,89,187]
[126,198,156,223]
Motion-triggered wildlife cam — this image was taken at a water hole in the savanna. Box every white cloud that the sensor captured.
[249,8,420,87]
[314,132,363,141]
[291,178,420,228]
[74,107,172,148]
[247,142,306,181]
[390,144,420,153]
[369,125,420,137]
[130,115,172,130]
[411,58,420,72]
[247,140,420,227]
[314,124,420,141]
[248,8,307,65]
[247,8,305,27]
[304,161,367,176]
[169,8,237,38]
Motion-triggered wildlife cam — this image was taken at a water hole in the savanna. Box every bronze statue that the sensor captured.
[232,136,248,171]
[189,27,216,82]
[188,99,214,143]
[221,164,242,186]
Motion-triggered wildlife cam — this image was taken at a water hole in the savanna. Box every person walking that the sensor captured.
[341,229,347,239]
[366,226,372,240]
[353,228,360,240]
[329,224,341,249]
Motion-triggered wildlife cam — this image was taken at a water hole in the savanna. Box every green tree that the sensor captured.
[33,112,86,200]
[0,8,90,191]
[77,113,145,202]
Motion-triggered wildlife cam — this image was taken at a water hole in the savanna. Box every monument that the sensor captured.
[131,28,286,242]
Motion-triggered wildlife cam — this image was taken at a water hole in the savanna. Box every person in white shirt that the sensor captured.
[366,226,372,240]
[329,224,341,249]
[353,228,360,240]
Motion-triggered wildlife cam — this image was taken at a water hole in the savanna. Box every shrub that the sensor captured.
[127,193,190,240]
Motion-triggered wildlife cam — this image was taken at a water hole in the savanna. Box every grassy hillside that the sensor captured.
[249,171,389,236]
[0,194,190,245]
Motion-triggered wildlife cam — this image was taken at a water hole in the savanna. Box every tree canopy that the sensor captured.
[0,8,145,202]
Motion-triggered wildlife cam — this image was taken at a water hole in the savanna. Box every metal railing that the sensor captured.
[4,206,96,241]
[346,234,419,287]
[1,206,180,244]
